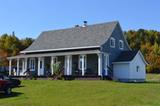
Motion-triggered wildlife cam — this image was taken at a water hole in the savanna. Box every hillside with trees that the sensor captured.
[125,29,160,73]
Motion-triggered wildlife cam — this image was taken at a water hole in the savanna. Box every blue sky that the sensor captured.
[0,0,160,38]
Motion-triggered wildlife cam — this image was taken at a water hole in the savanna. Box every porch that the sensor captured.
[8,50,109,77]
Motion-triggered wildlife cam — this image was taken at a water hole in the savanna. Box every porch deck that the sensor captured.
[10,75,111,80]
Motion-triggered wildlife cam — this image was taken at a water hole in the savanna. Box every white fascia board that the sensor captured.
[20,46,100,54]
[8,50,100,59]
[138,51,148,65]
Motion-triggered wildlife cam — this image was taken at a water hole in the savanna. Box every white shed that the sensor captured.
[113,50,148,82]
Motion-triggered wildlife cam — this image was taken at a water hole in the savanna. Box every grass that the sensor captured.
[0,74,160,106]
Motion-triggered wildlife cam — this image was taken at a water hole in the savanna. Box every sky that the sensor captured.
[0,0,160,38]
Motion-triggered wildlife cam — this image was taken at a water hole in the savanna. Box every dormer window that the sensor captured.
[119,40,124,50]
[110,37,115,48]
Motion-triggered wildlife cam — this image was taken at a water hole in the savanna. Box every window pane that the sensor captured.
[84,56,86,69]
[119,41,123,49]
[80,61,82,69]
[120,42,122,47]
[31,60,33,69]
[110,38,115,47]
[40,61,42,68]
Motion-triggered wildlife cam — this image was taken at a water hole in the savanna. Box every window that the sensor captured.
[110,37,115,48]
[54,57,58,63]
[119,40,124,49]
[136,66,140,72]
[78,55,87,70]
[30,58,35,70]
[40,61,42,68]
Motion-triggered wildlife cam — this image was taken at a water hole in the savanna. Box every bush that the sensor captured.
[52,62,63,79]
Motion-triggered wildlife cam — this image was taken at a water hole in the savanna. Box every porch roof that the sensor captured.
[7,50,100,59]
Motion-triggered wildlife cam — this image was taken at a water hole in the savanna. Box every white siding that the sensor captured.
[113,63,130,80]
[129,52,146,79]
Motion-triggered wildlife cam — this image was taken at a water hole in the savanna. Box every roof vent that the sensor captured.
[83,21,87,27]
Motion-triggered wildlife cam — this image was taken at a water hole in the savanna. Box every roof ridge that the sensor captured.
[42,21,119,33]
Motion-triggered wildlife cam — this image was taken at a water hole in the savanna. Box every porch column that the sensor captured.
[17,58,20,76]
[65,55,72,75]
[24,58,28,75]
[81,55,85,76]
[98,53,102,76]
[51,56,55,75]
[9,59,12,75]
[38,57,41,76]
[22,58,27,76]
[38,57,44,76]
[22,59,25,76]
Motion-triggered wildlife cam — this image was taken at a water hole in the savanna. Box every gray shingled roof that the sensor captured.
[114,50,138,62]
[21,21,118,53]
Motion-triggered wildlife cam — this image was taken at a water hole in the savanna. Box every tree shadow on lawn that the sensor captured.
[145,80,160,84]
[115,79,160,84]
[16,85,25,88]
[124,80,160,84]
[0,92,23,99]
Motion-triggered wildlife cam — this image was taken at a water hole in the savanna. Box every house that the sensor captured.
[7,21,147,82]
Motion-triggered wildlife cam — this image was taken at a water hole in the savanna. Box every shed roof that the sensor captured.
[21,21,118,53]
[114,50,139,62]
[113,50,148,65]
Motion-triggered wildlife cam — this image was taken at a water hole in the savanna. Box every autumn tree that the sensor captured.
[0,33,34,67]
[126,29,160,73]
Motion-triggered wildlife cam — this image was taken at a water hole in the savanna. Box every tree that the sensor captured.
[20,38,34,50]
[0,33,34,67]
[153,42,160,55]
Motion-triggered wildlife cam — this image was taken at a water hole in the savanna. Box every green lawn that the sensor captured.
[0,74,160,106]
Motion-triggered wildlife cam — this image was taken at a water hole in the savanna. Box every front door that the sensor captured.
[38,57,44,76]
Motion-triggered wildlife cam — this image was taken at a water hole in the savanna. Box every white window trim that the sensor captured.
[136,66,140,72]
[119,40,124,50]
[78,55,87,70]
[110,37,115,48]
